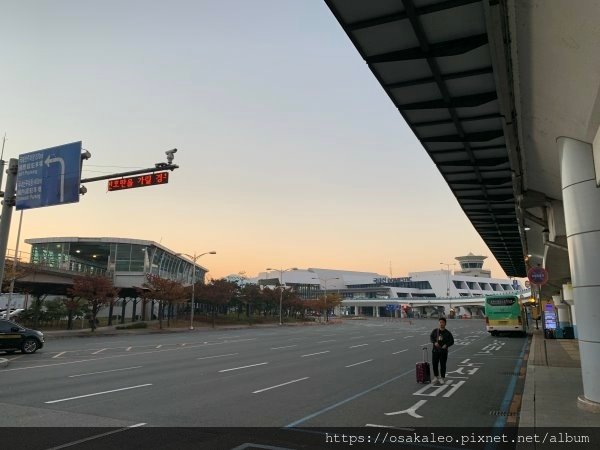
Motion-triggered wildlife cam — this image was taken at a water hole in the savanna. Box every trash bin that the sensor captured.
[544,329,555,339]
[562,326,574,339]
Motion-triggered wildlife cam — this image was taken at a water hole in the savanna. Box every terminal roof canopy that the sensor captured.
[325,0,526,277]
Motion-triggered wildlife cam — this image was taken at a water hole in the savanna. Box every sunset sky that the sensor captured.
[0,0,508,281]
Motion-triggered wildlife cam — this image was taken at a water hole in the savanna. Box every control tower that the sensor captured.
[455,253,491,278]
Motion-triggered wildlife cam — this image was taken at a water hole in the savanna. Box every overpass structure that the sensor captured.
[341,290,531,318]
[325,0,600,411]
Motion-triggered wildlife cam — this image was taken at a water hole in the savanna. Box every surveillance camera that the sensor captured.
[165,148,177,164]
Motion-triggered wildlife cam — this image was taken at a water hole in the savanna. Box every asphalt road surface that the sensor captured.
[1,318,528,449]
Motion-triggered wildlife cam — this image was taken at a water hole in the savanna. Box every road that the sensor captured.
[1,318,528,448]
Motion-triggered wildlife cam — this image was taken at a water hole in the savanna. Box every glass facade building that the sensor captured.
[25,237,208,288]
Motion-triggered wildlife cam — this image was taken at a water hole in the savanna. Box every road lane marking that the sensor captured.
[45,424,146,450]
[69,366,143,378]
[92,348,107,355]
[219,362,268,373]
[392,349,408,354]
[385,399,428,418]
[126,347,132,352]
[349,335,365,339]
[285,332,489,428]
[301,351,330,357]
[53,352,66,359]
[403,336,414,339]
[380,339,395,343]
[345,359,373,368]
[349,344,368,348]
[45,384,152,404]
[1,343,247,372]
[156,345,162,348]
[271,345,297,350]
[316,340,336,343]
[197,353,238,360]
[252,377,310,394]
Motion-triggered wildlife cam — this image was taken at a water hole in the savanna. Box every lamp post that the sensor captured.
[266,267,297,325]
[321,277,340,322]
[440,262,456,317]
[183,251,216,330]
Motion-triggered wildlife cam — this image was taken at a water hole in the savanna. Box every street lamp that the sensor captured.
[182,251,216,330]
[317,276,340,322]
[266,267,298,325]
[440,262,456,317]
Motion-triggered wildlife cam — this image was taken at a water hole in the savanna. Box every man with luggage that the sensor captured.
[430,317,454,385]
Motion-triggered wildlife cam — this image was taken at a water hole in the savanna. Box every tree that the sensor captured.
[63,297,89,330]
[68,275,118,331]
[196,279,237,327]
[240,284,262,323]
[142,274,186,329]
[324,293,342,322]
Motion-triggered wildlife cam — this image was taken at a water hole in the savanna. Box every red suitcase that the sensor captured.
[416,346,431,384]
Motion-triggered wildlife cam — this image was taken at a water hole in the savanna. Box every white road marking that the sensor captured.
[91,348,107,355]
[349,344,368,348]
[385,399,428,418]
[219,362,268,373]
[53,352,66,359]
[45,384,152,404]
[271,345,297,350]
[2,342,248,372]
[126,347,132,352]
[156,345,162,348]
[403,336,414,339]
[380,339,395,343]
[69,366,143,378]
[45,424,146,450]
[365,424,415,430]
[392,349,408,354]
[197,353,238,360]
[301,351,330,357]
[349,335,365,339]
[316,340,336,343]
[345,359,373,368]
[252,377,309,394]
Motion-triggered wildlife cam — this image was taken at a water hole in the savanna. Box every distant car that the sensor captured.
[0,308,24,319]
[0,319,44,354]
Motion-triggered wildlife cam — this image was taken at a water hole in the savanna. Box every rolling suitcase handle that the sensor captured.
[422,345,429,363]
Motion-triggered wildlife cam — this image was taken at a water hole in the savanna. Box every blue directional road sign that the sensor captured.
[16,141,82,210]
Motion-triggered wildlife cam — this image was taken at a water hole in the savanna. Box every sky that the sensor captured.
[0,0,508,281]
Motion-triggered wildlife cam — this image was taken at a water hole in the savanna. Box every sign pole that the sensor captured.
[0,158,19,288]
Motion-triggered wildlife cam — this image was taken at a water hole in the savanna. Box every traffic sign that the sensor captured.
[16,142,82,210]
[527,266,548,286]
[108,171,169,191]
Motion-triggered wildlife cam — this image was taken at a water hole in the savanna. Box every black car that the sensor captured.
[0,319,44,354]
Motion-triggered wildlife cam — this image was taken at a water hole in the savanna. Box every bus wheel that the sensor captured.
[491,331,498,337]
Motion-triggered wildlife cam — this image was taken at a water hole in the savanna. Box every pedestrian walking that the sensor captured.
[430,317,454,385]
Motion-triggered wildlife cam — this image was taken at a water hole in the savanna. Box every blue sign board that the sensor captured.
[385,304,398,311]
[16,142,82,210]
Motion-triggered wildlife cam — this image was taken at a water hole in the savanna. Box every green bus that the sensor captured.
[484,295,527,336]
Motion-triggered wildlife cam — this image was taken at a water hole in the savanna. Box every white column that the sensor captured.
[558,137,600,410]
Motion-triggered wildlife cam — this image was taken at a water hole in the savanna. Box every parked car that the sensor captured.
[0,319,44,354]
[0,308,24,319]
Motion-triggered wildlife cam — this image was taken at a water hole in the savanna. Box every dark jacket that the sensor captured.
[430,327,454,352]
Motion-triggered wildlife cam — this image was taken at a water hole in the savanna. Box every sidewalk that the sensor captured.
[518,329,599,429]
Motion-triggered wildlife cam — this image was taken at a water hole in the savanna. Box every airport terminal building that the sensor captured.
[17,237,209,319]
